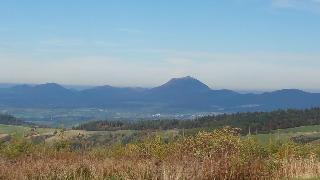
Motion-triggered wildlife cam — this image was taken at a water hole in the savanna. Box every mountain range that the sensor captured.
[0,76,320,112]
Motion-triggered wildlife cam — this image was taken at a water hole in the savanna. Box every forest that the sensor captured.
[75,108,320,134]
[0,113,31,126]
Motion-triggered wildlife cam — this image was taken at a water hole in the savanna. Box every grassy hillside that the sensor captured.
[253,125,320,144]
[0,124,29,136]
[273,125,320,133]
[0,124,55,137]
[0,122,181,147]
[3,121,320,146]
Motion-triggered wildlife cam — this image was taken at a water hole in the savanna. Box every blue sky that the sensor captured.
[0,0,320,90]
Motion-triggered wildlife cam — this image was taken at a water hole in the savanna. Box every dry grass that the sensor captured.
[1,127,320,180]
[1,154,320,179]
[0,154,267,179]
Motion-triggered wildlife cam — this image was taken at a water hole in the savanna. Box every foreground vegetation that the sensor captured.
[1,126,320,179]
[3,108,320,179]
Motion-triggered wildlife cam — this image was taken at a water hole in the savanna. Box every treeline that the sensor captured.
[74,108,320,134]
[0,113,31,126]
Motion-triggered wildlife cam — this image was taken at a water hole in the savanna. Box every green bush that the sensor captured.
[0,138,34,158]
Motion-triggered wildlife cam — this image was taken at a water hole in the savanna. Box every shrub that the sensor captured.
[0,138,34,158]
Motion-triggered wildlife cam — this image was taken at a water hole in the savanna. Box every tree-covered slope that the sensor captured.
[75,108,320,134]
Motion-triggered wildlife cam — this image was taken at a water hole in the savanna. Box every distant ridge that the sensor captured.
[0,76,320,112]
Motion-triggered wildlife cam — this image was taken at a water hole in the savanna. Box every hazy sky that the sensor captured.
[1,0,320,90]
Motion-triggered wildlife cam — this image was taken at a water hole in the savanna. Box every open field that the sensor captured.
[0,124,55,137]
[254,125,320,144]
[274,125,320,133]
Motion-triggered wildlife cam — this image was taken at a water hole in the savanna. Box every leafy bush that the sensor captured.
[0,138,34,158]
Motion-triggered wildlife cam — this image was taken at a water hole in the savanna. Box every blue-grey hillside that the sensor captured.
[0,76,320,112]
